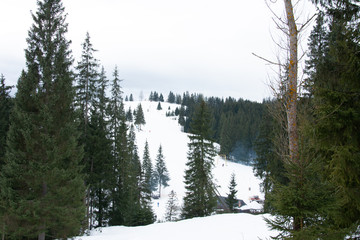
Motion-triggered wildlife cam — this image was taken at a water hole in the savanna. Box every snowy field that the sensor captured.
[74,100,276,240]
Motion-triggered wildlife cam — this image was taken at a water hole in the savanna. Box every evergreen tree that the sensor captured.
[87,66,112,228]
[167,91,175,103]
[75,31,100,230]
[126,107,133,122]
[142,141,156,193]
[301,1,360,236]
[0,1,85,238]
[135,103,146,130]
[125,95,129,101]
[159,93,164,102]
[75,32,99,123]
[129,93,134,101]
[0,74,13,163]
[182,100,217,219]
[226,173,238,213]
[157,102,162,110]
[153,145,170,197]
[165,190,179,222]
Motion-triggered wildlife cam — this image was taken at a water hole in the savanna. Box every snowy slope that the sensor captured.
[125,101,263,220]
[74,100,275,240]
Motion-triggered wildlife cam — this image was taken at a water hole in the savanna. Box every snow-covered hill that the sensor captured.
[74,100,276,240]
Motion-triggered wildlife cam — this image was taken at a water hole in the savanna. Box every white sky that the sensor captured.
[0,0,315,102]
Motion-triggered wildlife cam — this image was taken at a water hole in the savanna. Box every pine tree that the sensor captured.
[153,145,170,197]
[157,102,162,110]
[129,93,134,101]
[86,66,112,228]
[226,173,238,213]
[0,74,13,163]
[302,1,360,236]
[159,93,164,102]
[182,100,217,219]
[167,91,176,103]
[165,190,179,222]
[75,32,99,124]
[0,1,85,238]
[135,103,146,130]
[142,140,156,193]
[75,31,101,230]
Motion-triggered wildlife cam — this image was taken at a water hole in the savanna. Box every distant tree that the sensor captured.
[153,145,170,197]
[149,91,154,101]
[182,100,217,219]
[157,102,162,110]
[175,94,182,104]
[226,173,238,212]
[129,93,134,101]
[139,91,144,101]
[165,190,179,222]
[167,91,176,103]
[142,141,156,192]
[126,107,133,122]
[159,93,164,102]
[0,1,85,238]
[125,95,129,101]
[135,103,146,130]
[175,107,180,116]
[153,91,159,101]
[178,106,186,126]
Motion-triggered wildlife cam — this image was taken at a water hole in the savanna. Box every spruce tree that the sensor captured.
[0,74,13,163]
[0,0,85,238]
[142,140,156,193]
[75,31,101,230]
[302,1,360,236]
[135,103,146,130]
[182,100,217,219]
[226,173,238,213]
[153,145,170,197]
[157,102,162,110]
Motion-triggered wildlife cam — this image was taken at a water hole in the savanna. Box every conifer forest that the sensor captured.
[0,0,359,239]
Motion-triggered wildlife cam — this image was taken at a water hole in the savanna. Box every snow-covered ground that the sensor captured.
[74,100,276,240]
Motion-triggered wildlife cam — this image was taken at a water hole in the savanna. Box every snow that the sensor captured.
[73,100,276,240]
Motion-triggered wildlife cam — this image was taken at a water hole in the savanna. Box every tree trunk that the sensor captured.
[284,0,302,231]
[284,0,298,165]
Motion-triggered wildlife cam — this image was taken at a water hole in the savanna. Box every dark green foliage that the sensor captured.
[167,91,176,103]
[135,103,146,130]
[225,173,238,213]
[253,100,288,212]
[153,145,170,197]
[126,107,133,122]
[303,2,360,235]
[182,101,217,219]
[0,0,85,238]
[180,93,263,163]
[157,102,162,110]
[129,93,134,101]
[75,32,99,122]
[142,141,157,193]
[0,74,13,163]
[159,93,164,102]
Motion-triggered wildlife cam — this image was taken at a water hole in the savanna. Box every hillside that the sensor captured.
[74,100,274,239]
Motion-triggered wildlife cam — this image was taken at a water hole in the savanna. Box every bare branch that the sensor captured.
[299,13,317,32]
[252,52,286,67]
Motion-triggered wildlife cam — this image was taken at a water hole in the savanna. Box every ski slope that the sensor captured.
[74,100,276,240]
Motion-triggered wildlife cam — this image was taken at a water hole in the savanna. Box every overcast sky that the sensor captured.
[0,0,315,102]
